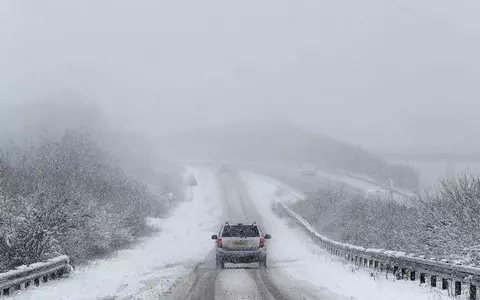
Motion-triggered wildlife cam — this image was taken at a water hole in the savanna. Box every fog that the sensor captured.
[1,0,480,152]
[3,2,480,297]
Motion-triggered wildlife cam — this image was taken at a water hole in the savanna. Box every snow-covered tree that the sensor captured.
[0,130,172,271]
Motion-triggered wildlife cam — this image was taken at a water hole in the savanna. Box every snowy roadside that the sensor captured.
[240,171,451,300]
[9,166,222,300]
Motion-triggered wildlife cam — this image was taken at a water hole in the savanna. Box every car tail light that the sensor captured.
[260,237,265,247]
[216,238,222,247]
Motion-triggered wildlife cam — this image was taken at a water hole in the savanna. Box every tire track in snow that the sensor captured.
[215,269,264,300]
[219,172,296,300]
[164,250,219,300]
[229,171,327,300]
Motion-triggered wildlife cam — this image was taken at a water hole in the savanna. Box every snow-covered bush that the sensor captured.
[292,174,480,266]
[415,174,480,264]
[0,131,169,271]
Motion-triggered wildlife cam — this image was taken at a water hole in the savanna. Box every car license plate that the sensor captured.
[233,241,247,246]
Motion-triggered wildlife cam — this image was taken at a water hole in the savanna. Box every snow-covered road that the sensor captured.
[166,171,307,300]
[237,163,414,202]
[241,171,451,300]
[9,166,450,300]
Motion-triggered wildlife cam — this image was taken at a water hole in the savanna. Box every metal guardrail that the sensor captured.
[0,255,72,297]
[274,201,480,300]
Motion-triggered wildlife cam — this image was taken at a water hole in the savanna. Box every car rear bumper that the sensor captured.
[216,249,266,263]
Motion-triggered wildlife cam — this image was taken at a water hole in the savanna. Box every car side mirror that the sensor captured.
[211,235,218,240]
[264,234,271,240]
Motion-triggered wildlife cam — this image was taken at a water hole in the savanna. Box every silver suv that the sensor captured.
[211,222,271,269]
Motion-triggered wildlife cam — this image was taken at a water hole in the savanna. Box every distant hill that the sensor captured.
[384,151,480,163]
[158,121,419,191]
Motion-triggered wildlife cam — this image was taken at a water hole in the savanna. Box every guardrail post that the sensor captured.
[50,271,58,280]
[455,281,461,296]
[58,268,65,277]
[410,270,416,281]
[420,273,426,284]
[470,284,477,300]
[394,266,399,278]
[442,278,449,290]
[431,275,437,287]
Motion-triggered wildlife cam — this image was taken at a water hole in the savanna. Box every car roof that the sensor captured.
[221,222,262,232]
[222,222,258,226]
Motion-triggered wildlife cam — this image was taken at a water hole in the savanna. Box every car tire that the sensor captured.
[216,257,225,269]
[259,256,267,269]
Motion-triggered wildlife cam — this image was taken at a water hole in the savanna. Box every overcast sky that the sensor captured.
[1,0,479,151]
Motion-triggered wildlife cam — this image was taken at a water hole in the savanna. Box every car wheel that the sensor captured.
[216,257,225,269]
[259,256,267,269]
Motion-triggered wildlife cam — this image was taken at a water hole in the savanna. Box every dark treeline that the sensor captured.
[292,175,480,266]
[0,131,173,272]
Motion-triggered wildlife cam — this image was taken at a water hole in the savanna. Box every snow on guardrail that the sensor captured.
[274,201,480,300]
[0,255,71,297]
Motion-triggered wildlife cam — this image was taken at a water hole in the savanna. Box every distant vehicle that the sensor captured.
[300,163,317,176]
[211,222,271,269]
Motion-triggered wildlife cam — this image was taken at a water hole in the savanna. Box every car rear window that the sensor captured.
[222,225,260,237]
